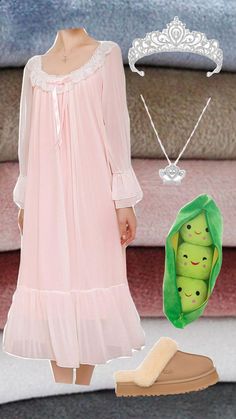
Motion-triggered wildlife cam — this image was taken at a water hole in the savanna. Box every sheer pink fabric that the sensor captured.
[13,65,33,208]
[101,44,143,208]
[3,41,145,367]
[13,41,143,210]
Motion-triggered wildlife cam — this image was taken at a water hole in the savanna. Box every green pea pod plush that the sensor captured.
[163,194,223,328]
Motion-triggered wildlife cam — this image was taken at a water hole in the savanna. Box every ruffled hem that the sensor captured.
[112,167,143,208]
[13,174,26,209]
[2,283,146,368]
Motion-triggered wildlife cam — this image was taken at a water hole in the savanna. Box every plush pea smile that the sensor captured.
[179,212,213,246]
[176,242,213,280]
[176,276,208,313]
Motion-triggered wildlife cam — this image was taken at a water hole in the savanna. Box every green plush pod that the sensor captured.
[163,194,223,328]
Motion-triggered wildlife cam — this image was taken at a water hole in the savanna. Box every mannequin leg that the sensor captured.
[50,360,74,384]
[75,364,95,385]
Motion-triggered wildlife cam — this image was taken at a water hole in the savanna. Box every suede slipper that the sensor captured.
[113,337,218,397]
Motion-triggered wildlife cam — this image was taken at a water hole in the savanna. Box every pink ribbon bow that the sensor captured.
[48,76,73,147]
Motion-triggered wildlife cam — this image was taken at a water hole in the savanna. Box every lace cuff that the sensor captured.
[112,167,143,209]
[13,174,27,209]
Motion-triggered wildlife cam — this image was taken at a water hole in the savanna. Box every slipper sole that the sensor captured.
[115,368,219,397]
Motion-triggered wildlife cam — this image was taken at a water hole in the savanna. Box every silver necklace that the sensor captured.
[62,45,76,63]
[140,94,211,185]
[61,40,97,63]
[61,39,86,63]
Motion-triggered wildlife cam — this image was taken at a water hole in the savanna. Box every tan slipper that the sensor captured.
[113,337,218,397]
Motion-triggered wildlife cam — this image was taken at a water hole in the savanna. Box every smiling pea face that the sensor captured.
[180,212,213,246]
[177,276,208,313]
[176,242,213,280]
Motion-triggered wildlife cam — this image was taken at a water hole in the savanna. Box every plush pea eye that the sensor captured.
[178,287,182,292]
[187,225,191,230]
[205,227,209,232]
[196,291,200,296]
[202,257,207,261]
[183,254,188,258]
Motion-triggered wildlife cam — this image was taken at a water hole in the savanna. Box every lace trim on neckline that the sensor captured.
[28,40,117,92]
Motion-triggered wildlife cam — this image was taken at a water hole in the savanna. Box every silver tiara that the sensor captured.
[128,16,223,77]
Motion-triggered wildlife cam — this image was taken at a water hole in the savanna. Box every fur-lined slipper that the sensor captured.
[113,337,218,397]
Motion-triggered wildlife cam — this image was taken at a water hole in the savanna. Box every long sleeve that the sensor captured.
[13,63,33,209]
[101,43,143,209]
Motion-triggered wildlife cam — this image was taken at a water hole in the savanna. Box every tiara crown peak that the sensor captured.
[128,16,223,77]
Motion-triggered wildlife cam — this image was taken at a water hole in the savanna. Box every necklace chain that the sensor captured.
[62,45,76,62]
[140,94,211,166]
[62,38,87,62]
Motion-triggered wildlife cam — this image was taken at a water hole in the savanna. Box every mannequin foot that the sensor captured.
[50,360,73,384]
[75,364,95,385]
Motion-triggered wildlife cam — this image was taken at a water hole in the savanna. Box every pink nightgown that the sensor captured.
[2,40,146,368]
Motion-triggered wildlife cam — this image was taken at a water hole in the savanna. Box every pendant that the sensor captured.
[159,163,186,185]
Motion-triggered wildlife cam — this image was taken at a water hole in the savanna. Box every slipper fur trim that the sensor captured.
[114,337,178,387]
